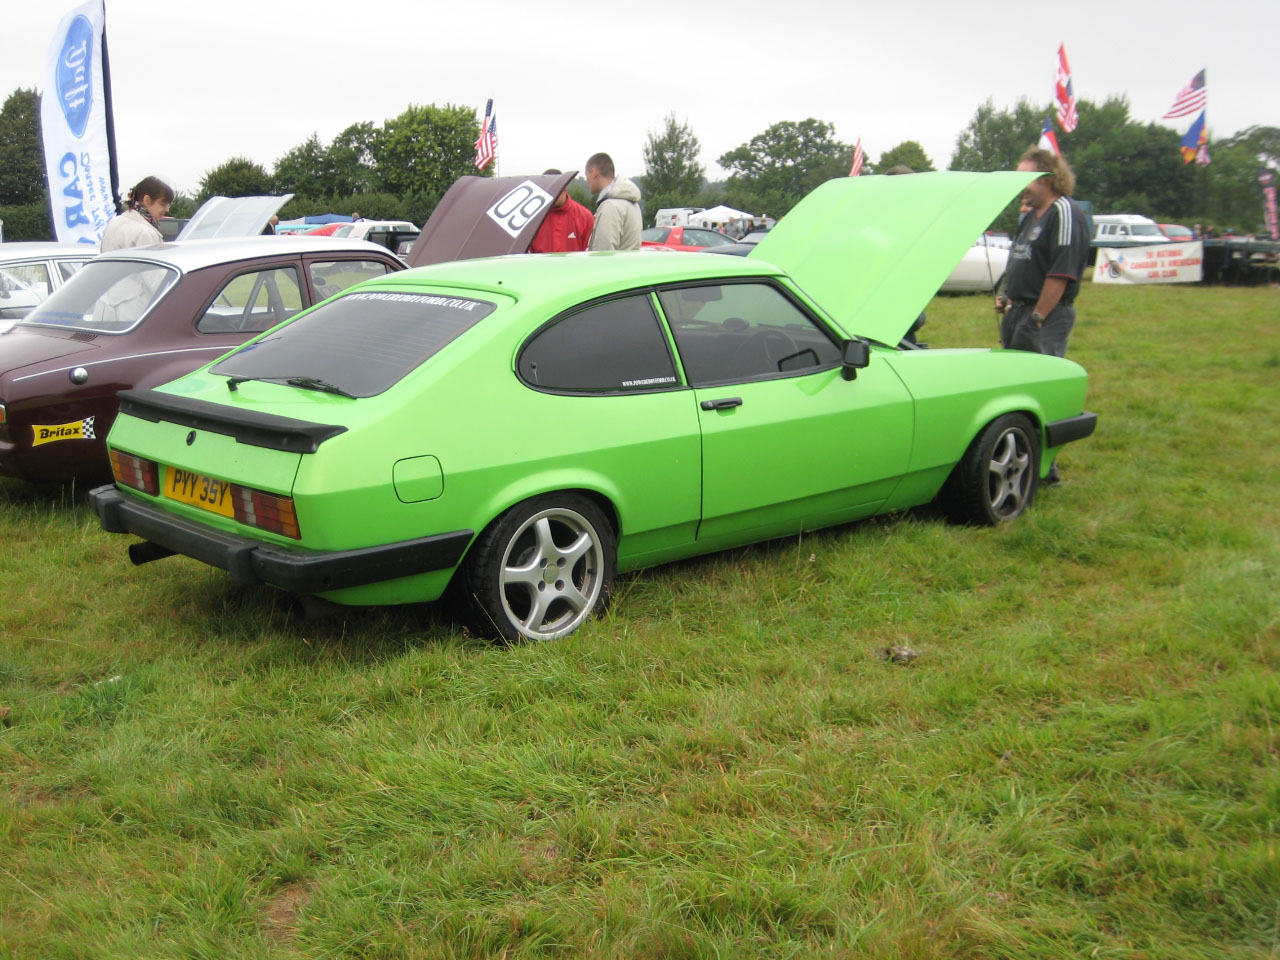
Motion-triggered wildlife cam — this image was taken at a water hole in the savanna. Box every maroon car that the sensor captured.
[0,237,403,483]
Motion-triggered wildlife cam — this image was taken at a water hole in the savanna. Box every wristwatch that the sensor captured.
[1030,311,1046,326]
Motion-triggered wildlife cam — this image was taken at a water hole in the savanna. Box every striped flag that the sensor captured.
[474,99,497,170]
[1163,70,1206,119]
[1054,44,1078,133]
[848,138,864,177]
[1039,118,1060,156]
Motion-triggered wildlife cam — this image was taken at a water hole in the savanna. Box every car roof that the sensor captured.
[1094,214,1158,224]
[360,249,785,305]
[91,235,399,272]
[0,242,98,260]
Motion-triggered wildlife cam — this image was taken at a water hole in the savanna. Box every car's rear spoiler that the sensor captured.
[117,388,346,454]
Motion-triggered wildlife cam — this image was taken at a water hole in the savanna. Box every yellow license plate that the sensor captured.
[164,466,235,518]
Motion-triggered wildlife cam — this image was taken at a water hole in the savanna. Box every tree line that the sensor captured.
[642,102,1279,235]
[2,85,1276,241]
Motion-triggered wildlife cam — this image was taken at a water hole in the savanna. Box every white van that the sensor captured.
[1093,214,1170,248]
[654,207,705,227]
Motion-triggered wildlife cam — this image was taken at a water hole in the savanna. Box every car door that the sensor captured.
[515,292,702,560]
[658,281,915,545]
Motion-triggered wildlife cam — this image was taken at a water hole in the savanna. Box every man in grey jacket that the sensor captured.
[584,153,642,251]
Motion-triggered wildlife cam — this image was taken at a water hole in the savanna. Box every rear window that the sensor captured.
[210,290,496,397]
[20,260,178,334]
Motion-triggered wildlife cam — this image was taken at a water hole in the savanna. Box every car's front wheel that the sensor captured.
[462,494,616,643]
[941,413,1039,525]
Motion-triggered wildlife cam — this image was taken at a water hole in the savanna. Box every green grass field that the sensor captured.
[2,282,1277,959]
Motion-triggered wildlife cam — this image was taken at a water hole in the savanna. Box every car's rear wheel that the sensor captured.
[462,494,616,643]
[941,414,1039,525]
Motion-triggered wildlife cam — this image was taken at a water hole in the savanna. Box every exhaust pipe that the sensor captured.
[127,541,176,566]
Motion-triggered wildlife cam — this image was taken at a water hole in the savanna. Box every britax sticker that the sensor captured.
[486,180,554,238]
[32,416,96,446]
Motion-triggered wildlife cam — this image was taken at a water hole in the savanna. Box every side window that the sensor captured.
[309,259,390,299]
[699,232,736,248]
[2,262,52,298]
[0,262,52,318]
[57,260,90,282]
[518,295,679,393]
[659,283,841,386]
[197,266,302,334]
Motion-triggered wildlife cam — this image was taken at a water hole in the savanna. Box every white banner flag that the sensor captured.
[1093,242,1204,284]
[41,0,117,246]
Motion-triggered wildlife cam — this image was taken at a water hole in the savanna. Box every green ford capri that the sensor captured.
[90,171,1097,642]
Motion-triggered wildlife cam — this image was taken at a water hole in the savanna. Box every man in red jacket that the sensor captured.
[529,168,594,253]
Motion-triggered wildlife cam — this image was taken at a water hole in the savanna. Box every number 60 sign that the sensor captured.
[485,180,555,239]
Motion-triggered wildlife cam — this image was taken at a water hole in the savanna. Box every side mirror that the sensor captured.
[841,339,870,380]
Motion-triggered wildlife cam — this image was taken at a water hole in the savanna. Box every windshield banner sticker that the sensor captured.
[32,416,96,446]
[344,292,483,310]
[486,180,554,238]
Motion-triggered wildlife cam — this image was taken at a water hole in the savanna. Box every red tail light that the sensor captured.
[231,486,301,540]
[111,450,159,495]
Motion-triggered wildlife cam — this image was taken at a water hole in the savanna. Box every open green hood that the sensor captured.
[750,171,1036,345]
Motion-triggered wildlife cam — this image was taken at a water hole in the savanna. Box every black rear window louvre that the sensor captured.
[117,388,346,454]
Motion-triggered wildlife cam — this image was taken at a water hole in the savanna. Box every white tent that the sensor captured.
[686,204,751,227]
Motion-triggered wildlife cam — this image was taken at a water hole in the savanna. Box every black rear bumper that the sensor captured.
[90,484,472,595]
[1045,412,1098,448]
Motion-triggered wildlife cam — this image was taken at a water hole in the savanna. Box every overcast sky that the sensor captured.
[6,0,1276,199]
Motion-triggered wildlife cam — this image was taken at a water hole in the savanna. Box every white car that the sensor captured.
[0,242,97,332]
[941,234,1010,293]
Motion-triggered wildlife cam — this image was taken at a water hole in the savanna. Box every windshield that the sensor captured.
[211,289,498,397]
[1131,224,1163,237]
[20,260,177,334]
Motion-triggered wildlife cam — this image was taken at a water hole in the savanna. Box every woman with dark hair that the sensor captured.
[100,176,174,251]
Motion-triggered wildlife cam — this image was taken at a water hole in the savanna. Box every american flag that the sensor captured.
[1054,44,1078,133]
[1163,70,1207,119]
[848,138,864,177]
[474,99,498,170]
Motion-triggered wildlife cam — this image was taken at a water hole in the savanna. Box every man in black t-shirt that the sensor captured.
[995,147,1090,358]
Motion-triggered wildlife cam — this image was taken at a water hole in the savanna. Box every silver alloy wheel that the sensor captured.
[986,425,1033,519]
[498,506,605,641]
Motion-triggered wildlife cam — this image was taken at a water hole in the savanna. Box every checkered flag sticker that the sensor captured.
[83,416,95,440]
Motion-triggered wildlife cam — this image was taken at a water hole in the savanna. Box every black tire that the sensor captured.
[941,414,1039,525]
[461,494,616,643]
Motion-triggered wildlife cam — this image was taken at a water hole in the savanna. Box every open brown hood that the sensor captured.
[404,172,578,268]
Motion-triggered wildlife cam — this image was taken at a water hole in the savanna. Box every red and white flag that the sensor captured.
[1054,44,1078,133]
[848,138,864,177]
[1039,118,1060,156]
[474,99,497,170]
[1162,70,1206,120]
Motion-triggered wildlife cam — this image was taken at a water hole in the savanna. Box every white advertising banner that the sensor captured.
[1094,242,1203,284]
[41,0,116,246]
